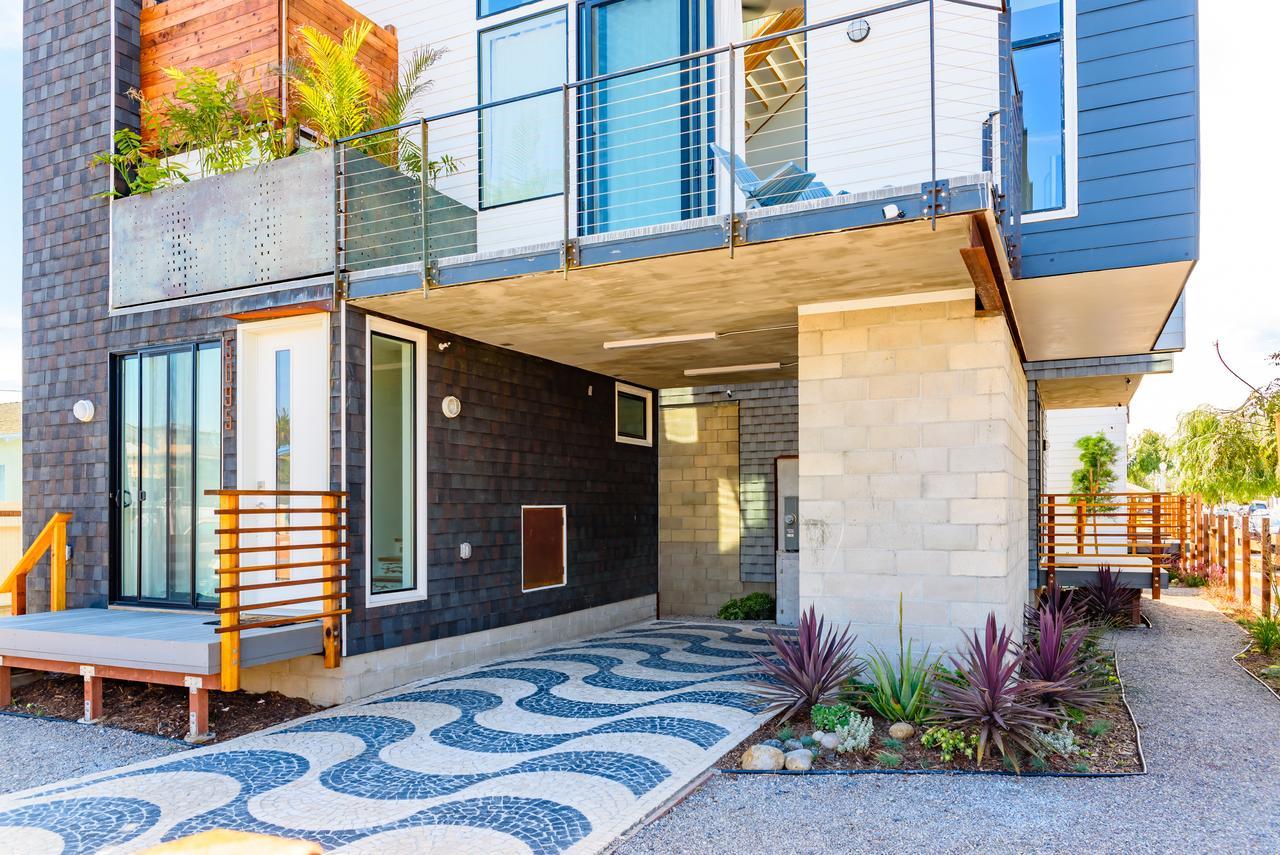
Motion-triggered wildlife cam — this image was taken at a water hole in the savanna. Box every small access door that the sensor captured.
[775,454,799,626]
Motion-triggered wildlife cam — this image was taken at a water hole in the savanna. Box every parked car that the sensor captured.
[1248,505,1277,535]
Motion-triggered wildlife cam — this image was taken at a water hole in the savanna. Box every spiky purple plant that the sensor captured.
[1023,583,1088,640]
[749,606,863,722]
[1022,606,1107,714]
[934,613,1060,771]
[1082,565,1140,624]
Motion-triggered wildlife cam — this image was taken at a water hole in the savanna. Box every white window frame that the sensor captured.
[1021,0,1079,224]
[521,504,568,593]
[365,317,430,608]
[614,382,653,447]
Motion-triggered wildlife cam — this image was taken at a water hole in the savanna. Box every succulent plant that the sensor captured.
[749,606,863,722]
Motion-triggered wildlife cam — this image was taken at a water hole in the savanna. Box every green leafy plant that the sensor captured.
[875,751,902,768]
[1037,724,1081,757]
[920,726,976,762]
[1073,761,1090,773]
[290,21,374,145]
[809,703,852,732]
[90,128,190,198]
[775,725,794,743]
[1071,432,1121,552]
[1244,615,1280,655]
[717,592,776,621]
[881,737,905,752]
[152,67,278,176]
[834,715,873,753]
[1085,719,1111,738]
[857,596,937,724]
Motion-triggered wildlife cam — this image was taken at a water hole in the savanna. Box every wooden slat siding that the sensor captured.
[140,0,398,144]
[1019,0,1199,279]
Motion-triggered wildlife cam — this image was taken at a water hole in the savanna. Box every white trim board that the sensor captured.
[798,287,975,316]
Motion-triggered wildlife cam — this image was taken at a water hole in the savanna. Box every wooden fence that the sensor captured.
[1185,494,1277,616]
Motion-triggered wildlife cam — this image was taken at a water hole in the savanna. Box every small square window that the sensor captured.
[522,505,566,592]
[615,383,653,446]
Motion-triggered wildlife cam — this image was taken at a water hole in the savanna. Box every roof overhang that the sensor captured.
[1007,260,1194,362]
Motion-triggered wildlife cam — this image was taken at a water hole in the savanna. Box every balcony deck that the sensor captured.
[0,608,322,676]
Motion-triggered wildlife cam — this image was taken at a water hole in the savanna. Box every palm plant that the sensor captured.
[748,606,862,723]
[934,614,1060,771]
[289,21,375,145]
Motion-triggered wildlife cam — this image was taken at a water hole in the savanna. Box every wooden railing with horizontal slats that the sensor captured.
[0,512,71,616]
[1038,493,1185,600]
[208,489,350,691]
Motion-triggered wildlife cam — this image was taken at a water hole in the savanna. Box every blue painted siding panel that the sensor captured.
[1021,0,1199,279]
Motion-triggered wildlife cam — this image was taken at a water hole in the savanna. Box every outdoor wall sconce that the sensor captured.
[442,395,462,418]
[72,400,95,423]
[847,18,871,42]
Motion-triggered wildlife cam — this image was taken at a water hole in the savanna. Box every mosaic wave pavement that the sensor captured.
[0,620,780,854]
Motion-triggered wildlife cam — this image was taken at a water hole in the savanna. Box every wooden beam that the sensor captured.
[960,215,1004,316]
[225,301,332,321]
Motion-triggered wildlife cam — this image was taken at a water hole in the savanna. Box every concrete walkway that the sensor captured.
[622,590,1280,854]
[0,621,771,854]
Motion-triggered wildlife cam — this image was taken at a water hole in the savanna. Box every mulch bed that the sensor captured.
[2,674,324,743]
[1235,648,1280,698]
[717,655,1143,775]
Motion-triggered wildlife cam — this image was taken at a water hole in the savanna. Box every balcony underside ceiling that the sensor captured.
[353,214,988,389]
[1037,375,1146,409]
[1007,261,1194,363]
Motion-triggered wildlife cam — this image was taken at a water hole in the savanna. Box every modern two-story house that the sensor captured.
[14,0,1198,714]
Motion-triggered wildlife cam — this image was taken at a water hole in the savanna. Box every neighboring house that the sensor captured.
[18,0,1198,702]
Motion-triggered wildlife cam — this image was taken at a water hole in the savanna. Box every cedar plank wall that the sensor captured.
[139,0,399,144]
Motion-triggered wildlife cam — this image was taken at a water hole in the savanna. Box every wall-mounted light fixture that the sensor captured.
[684,362,782,377]
[847,18,871,43]
[72,400,95,423]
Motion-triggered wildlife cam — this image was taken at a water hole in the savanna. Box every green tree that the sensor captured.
[1072,432,1120,552]
[1127,428,1170,490]
[1171,403,1278,504]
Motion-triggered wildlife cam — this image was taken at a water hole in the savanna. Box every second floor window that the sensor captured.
[1012,0,1069,215]
[479,9,568,208]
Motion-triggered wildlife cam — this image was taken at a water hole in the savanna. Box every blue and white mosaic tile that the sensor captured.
[0,620,775,854]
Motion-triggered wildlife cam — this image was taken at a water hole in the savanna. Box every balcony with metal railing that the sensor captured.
[338,0,1022,299]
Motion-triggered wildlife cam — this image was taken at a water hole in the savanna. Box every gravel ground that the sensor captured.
[0,714,185,795]
[621,589,1280,854]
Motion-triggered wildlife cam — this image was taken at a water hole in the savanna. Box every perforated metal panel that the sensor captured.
[111,150,335,309]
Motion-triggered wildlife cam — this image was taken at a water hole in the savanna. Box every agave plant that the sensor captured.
[857,595,937,723]
[1021,606,1107,714]
[749,606,862,722]
[934,613,1060,771]
[1082,565,1139,625]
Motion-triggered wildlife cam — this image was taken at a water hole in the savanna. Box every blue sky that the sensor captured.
[1,6,19,402]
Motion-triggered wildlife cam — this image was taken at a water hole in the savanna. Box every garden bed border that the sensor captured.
[1234,642,1280,704]
[718,648,1147,779]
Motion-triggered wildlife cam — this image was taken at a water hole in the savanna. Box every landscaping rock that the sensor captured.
[811,730,825,741]
[784,749,813,771]
[889,722,916,741]
[819,733,840,751]
[740,744,785,771]
[761,738,783,750]
[782,738,804,752]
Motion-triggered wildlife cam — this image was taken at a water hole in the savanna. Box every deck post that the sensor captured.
[1216,513,1226,576]
[0,663,10,706]
[1227,514,1237,598]
[1241,511,1252,606]
[219,493,241,693]
[1044,494,1056,591]
[1151,493,1162,600]
[186,677,212,743]
[1075,498,1086,555]
[321,493,342,670]
[1263,524,1274,618]
[50,515,67,611]
[80,666,103,723]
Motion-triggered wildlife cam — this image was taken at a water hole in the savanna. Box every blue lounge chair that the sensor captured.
[709,144,815,207]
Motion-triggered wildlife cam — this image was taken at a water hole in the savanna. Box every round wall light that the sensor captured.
[72,400,95,423]
[441,395,462,419]
[847,18,871,42]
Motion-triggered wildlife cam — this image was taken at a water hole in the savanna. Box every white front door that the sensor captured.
[236,315,330,610]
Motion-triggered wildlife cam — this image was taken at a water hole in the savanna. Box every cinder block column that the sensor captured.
[796,296,1028,650]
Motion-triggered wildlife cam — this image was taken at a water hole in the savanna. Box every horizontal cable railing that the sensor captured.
[209,489,350,692]
[335,0,1019,291]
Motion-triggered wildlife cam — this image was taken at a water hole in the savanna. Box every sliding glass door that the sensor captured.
[113,343,222,608]
[578,0,715,234]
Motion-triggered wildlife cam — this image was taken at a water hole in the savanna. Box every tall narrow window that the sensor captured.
[274,350,291,491]
[370,332,416,595]
[479,9,567,208]
[1012,0,1068,214]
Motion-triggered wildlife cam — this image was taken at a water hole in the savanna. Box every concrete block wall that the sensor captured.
[657,402,772,616]
[661,381,798,584]
[796,297,1028,650]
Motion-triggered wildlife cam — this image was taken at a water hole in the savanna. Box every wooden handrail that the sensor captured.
[206,490,348,691]
[0,512,71,616]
